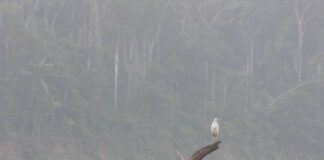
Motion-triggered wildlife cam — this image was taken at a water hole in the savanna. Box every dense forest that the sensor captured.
[0,0,324,159]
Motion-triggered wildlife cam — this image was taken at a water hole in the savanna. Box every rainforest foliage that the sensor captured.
[0,0,324,160]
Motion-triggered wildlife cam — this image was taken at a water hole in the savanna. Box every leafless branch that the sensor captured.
[176,150,186,160]
[175,141,221,160]
[263,80,319,112]
[189,141,221,160]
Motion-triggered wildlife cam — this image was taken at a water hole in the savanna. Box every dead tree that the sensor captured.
[177,141,221,160]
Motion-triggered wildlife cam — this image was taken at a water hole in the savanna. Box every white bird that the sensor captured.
[211,117,220,142]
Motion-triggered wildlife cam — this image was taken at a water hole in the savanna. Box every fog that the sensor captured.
[0,0,324,160]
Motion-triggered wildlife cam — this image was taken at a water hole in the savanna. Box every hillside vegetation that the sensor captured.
[0,0,324,159]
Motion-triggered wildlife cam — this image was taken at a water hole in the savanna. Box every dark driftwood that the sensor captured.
[189,141,221,160]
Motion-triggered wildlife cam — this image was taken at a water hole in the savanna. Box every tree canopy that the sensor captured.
[0,0,324,160]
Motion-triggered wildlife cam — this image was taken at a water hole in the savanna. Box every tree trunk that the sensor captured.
[294,0,313,82]
[114,46,119,111]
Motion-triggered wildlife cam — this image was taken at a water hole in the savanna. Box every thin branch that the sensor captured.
[262,80,318,112]
[176,150,186,160]
[51,0,66,31]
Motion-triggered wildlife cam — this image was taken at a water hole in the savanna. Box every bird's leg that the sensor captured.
[212,137,217,143]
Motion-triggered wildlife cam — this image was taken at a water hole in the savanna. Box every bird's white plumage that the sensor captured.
[211,118,219,141]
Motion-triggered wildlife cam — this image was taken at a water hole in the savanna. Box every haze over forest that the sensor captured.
[1,0,324,160]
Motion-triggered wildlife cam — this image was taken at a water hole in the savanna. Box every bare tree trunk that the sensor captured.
[295,1,304,82]
[88,0,103,68]
[114,46,119,111]
[124,40,133,108]
[204,60,209,81]
[223,84,227,108]
[142,40,147,78]
[294,0,313,82]
[211,69,216,102]
[249,42,254,77]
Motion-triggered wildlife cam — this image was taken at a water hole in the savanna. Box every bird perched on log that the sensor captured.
[211,117,219,142]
